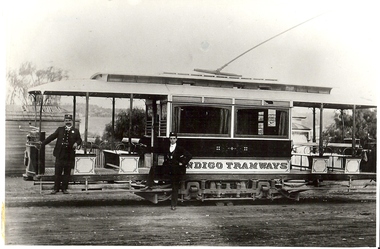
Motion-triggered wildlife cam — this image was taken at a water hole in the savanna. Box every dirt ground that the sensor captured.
[2,176,378,247]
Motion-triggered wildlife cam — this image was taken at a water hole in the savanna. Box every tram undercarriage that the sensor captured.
[33,168,376,204]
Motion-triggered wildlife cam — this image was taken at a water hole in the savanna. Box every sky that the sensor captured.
[3,0,379,104]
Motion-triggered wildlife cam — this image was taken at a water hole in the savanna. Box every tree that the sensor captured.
[103,108,146,142]
[6,62,69,106]
[323,109,377,146]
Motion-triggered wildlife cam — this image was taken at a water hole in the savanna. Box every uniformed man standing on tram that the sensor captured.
[144,132,192,210]
[165,132,192,210]
[41,114,82,194]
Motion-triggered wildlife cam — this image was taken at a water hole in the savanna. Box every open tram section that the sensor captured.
[25,72,377,203]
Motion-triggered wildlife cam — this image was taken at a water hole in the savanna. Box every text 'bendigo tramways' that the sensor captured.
[186,159,290,173]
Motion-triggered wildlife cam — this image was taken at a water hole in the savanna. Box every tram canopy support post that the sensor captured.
[352,105,356,156]
[73,96,76,129]
[39,94,43,136]
[312,107,316,154]
[312,107,316,143]
[152,100,158,166]
[84,92,89,155]
[38,94,44,174]
[111,97,115,150]
[319,103,324,156]
[33,94,37,127]
[129,94,133,154]
[340,109,344,142]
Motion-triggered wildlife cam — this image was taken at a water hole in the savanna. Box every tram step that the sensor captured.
[202,197,253,201]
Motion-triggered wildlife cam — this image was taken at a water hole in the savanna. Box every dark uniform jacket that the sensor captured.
[42,126,82,160]
[163,143,192,174]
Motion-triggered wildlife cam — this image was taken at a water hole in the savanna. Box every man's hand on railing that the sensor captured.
[73,142,79,150]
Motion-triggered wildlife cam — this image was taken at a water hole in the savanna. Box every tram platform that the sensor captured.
[32,167,376,194]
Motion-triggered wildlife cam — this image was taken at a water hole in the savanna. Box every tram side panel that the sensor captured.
[139,94,375,201]
[139,137,291,158]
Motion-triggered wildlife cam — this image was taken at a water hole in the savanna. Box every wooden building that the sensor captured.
[5,105,80,176]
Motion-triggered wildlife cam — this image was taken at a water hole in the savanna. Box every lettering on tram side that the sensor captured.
[186,159,290,173]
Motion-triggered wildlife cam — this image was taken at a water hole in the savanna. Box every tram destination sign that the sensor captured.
[186,159,290,173]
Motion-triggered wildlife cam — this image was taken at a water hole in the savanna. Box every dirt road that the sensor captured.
[3,177,377,247]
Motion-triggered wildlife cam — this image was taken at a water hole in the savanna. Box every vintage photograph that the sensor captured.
[2,0,377,247]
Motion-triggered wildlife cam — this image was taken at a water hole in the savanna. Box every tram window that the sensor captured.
[173,106,230,135]
[235,108,289,137]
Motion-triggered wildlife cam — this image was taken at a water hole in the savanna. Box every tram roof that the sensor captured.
[28,73,376,109]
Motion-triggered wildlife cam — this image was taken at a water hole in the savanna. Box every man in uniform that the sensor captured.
[41,114,82,194]
[144,132,192,210]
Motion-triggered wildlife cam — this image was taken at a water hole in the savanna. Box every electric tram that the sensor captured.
[26,72,377,203]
